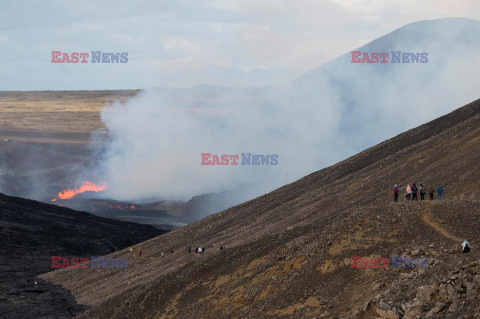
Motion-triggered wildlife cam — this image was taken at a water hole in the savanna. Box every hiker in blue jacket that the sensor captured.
[437,184,444,200]
[411,184,418,200]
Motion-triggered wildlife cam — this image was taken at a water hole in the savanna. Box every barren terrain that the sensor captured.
[41,98,480,318]
[0,90,138,135]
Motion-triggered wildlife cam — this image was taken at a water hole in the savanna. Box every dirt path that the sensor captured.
[421,203,463,243]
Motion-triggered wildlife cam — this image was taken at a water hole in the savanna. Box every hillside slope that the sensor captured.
[43,97,480,318]
[0,194,165,319]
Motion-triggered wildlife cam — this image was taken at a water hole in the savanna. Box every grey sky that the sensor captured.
[0,0,479,90]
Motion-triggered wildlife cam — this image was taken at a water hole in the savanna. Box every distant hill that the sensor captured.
[0,193,165,319]
[42,93,480,319]
[293,17,480,150]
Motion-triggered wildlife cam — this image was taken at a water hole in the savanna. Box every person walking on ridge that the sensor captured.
[437,184,444,200]
[428,187,435,200]
[393,184,399,202]
[419,184,426,201]
[411,184,418,200]
[406,184,412,200]
[463,240,470,253]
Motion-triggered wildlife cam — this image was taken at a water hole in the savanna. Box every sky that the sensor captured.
[0,0,479,90]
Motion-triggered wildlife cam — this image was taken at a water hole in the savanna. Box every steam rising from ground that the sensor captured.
[88,19,480,210]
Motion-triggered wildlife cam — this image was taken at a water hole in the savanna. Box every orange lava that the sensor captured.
[53,181,107,201]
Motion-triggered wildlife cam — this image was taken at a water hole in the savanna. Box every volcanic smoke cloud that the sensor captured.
[88,19,480,210]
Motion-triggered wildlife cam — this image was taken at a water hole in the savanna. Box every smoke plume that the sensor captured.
[88,18,480,216]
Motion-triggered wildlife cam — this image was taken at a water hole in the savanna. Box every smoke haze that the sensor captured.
[88,18,480,214]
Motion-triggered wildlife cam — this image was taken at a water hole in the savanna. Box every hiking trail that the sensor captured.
[421,203,462,243]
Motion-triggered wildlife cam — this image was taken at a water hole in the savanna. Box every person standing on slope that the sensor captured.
[428,187,435,200]
[462,240,470,253]
[419,184,426,201]
[437,184,444,200]
[411,184,418,200]
[393,184,399,202]
[406,184,412,200]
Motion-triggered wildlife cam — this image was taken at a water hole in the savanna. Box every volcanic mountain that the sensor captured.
[41,96,480,318]
[0,194,165,319]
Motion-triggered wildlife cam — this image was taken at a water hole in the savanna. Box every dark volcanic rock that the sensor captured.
[0,193,165,319]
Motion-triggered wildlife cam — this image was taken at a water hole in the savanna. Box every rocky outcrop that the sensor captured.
[359,261,480,319]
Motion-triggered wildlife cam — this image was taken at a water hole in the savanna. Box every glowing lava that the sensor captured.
[51,181,107,201]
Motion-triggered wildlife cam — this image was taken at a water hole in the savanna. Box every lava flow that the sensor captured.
[51,181,107,201]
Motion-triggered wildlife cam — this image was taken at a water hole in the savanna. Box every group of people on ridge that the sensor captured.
[161,249,175,258]
[188,245,225,254]
[189,246,206,254]
[392,184,471,254]
[393,183,443,202]
[131,246,226,258]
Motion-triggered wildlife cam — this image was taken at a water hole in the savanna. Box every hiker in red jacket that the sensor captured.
[393,184,399,202]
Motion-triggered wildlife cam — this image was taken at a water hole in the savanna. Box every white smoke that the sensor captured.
[88,18,480,210]
[90,81,343,201]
